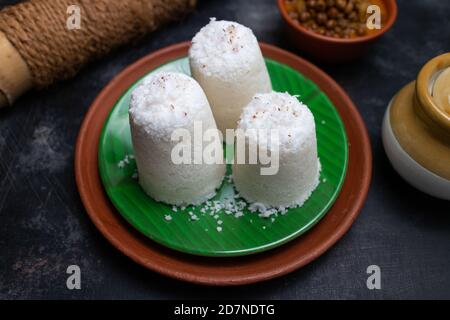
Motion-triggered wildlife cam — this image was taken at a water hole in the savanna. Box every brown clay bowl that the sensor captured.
[277,0,398,63]
[75,42,372,285]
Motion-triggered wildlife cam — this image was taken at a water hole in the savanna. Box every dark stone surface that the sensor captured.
[1,0,450,300]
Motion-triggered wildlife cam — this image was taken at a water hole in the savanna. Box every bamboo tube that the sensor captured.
[0,31,33,107]
[0,0,196,108]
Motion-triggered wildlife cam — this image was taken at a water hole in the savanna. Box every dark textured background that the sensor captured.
[1,0,449,300]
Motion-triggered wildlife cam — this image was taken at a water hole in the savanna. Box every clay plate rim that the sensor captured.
[75,42,372,286]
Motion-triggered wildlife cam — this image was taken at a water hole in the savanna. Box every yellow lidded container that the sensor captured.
[383,53,450,200]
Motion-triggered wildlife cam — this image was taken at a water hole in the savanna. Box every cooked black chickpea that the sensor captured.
[284,0,385,39]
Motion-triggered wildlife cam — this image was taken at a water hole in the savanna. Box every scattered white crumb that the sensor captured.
[217,226,223,232]
[164,215,172,221]
[249,202,267,213]
[234,211,244,218]
[165,182,303,227]
[262,226,266,230]
[117,154,135,169]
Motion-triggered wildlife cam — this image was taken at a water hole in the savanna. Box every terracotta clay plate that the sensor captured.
[75,42,372,285]
[98,57,348,257]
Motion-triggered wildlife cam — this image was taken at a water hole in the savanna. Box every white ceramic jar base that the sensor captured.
[382,99,450,200]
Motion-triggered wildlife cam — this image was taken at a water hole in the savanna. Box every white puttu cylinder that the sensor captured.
[129,72,226,206]
[233,92,320,208]
[189,19,272,135]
